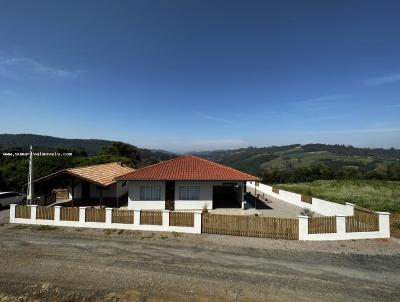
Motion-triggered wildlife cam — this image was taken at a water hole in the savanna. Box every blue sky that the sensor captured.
[0,0,399,152]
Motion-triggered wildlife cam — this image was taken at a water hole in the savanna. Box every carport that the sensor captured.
[212,184,243,209]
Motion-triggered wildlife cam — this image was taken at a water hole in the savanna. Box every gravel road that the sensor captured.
[0,212,399,301]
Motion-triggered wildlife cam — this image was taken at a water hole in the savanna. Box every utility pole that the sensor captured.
[27,145,34,205]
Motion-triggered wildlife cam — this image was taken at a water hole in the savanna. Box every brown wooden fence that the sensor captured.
[202,214,298,240]
[36,206,54,220]
[169,212,194,227]
[15,205,31,219]
[140,210,162,225]
[301,195,312,204]
[60,207,79,221]
[85,208,106,223]
[112,210,134,224]
[272,187,280,194]
[308,216,336,234]
[346,207,379,232]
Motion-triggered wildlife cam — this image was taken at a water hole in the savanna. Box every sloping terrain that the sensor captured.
[198,144,400,182]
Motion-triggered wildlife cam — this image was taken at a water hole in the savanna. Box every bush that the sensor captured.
[393,220,400,230]
[300,208,315,218]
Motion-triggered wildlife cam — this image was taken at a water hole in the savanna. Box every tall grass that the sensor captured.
[276,180,400,213]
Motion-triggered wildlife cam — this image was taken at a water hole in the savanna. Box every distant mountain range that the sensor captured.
[1,134,399,179]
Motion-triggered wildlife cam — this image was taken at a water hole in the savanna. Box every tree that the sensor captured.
[100,142,141,166]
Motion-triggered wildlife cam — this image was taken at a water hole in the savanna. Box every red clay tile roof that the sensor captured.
[116,155,260,181]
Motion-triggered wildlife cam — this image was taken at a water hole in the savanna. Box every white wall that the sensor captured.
[174,180,215,210]
[128,181,166,209]
[128,180,245,211]
[246,182,353,216]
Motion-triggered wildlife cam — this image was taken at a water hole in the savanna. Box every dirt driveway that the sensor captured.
[0,221,399,302]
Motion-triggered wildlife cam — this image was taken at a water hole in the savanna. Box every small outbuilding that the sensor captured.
[116,155,260,211]
[32,162,135,207]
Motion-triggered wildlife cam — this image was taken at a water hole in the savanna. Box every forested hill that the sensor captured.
[0,133,174,160]
[0,134,175,191]
[197,144,400,183]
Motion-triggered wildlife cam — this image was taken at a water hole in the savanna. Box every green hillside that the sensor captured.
[199,144,400,183]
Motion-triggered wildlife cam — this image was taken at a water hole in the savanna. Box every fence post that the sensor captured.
[345,202,355,216]
[376,212,390,238]
[193,211,202,234]
[162,210,170,228]
[54,206,61,222]
[133,209,141,226]
[298,215,309,240]
[30,205,38,221]
[79,207,86,225]
[105,208,113,225]
[9,204,16,223]
[336,215,346,234]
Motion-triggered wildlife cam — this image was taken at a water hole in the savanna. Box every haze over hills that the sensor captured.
[1,134,400,184]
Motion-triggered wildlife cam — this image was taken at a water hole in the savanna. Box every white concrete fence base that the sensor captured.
[9,203,390,240]
[298,212,391,241]
[10,204,202,234]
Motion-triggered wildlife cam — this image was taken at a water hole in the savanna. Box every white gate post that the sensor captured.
[79,207,86,226]
[298,215,309,240]
[194,211,202,234]
[54,206,61,222]
[9,204,16,223]
[30,205,38,221]
[345,202,355,216]
[162,210,170,228]
[377,212,390,238]
[336,215,346,234]
[106,208,113,225]
[133,209,141,226]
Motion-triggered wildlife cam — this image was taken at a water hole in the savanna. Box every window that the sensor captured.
[140,186,161,200]
[179,186,200,200]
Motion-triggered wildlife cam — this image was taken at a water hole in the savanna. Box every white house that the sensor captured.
[116,155,260,211]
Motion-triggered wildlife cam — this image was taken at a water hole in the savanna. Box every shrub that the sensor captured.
[300,208,315,218]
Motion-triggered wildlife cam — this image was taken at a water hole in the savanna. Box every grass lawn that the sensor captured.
[275,180,400,213]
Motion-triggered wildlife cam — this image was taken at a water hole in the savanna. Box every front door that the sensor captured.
[165,181,175,211]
